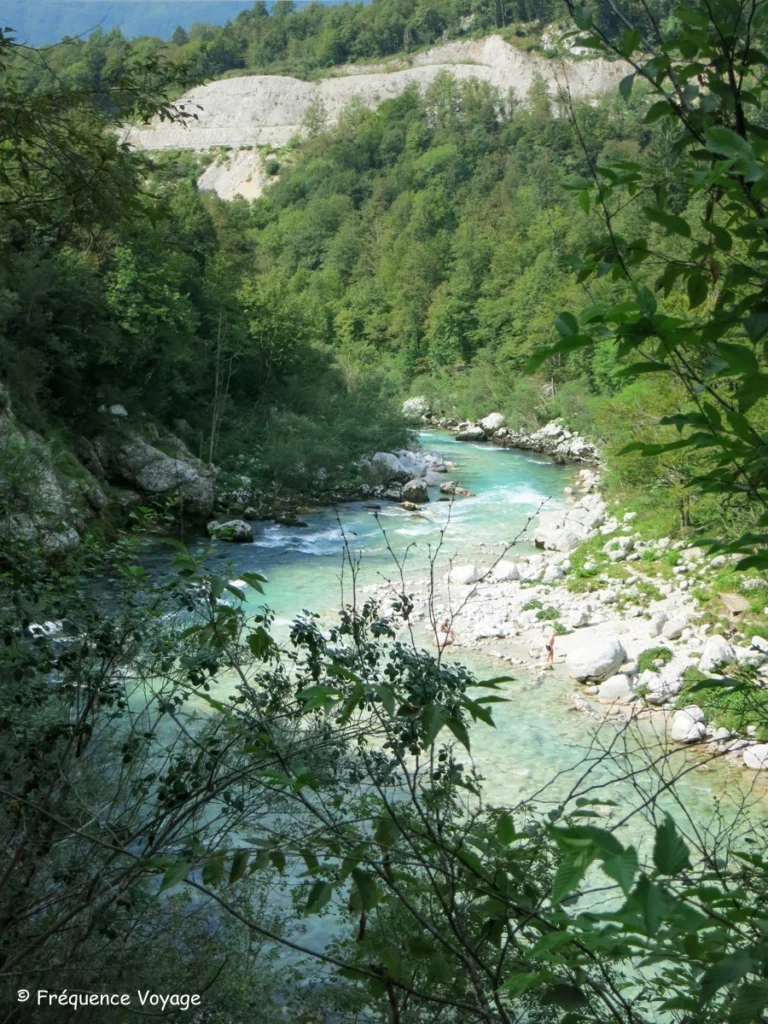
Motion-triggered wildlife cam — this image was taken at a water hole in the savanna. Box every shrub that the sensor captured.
[637,646,673,673]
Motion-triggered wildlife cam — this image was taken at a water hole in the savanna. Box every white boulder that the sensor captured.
[402,478,429,504]
[479,412,505,433]
[662,617,687,641]
[699,634,736,673]
[567,636,626,682]
[446,565,481,586]
[493,561,520,582]
[455,424,486,442]
[743,744,768,770]
[402,396,430,423]
[207,519,253,543]
[670,706,706,743]
[598,674,635,703]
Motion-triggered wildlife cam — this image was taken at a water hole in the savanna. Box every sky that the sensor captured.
[7,1,349,48]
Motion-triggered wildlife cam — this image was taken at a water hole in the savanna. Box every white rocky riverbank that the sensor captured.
[367,423,768,774]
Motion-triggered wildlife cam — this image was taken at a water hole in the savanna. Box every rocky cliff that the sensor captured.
[123,35,628,198]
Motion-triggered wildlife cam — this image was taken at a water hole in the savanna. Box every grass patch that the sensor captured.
[677,669,768,741]
[523,599,543,611]
[535,606,560,622]
[637,646,673,673]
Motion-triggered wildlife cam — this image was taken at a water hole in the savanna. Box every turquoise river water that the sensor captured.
[189,431,768,846]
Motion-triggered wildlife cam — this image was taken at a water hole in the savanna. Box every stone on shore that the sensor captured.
[598,674,635,703]
[743,744,768,770]
[446,565,481,585]
[699,634,736,673]
[455,424,486,442]
[567,636,626,682]
[670,706,706,743]
[402,396,430,423]
[479,412,505,433]
[493,561,520,582]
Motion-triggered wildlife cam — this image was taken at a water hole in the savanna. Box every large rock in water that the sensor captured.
[455,424,486,442]
[401,396,430,423]
[567,636,626,682]
[94,433,215,517]
[402,478,429,504]
[207,519,253,542]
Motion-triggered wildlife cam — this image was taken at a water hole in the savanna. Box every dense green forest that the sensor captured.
[6,0,768,1020]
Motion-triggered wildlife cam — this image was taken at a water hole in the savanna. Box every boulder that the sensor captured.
[640,668,685,705]
[479,412,505,433]
[567,606,591,629]
[602,535,634,562]
[370,452,409,484]
[402,478,429,504]
[662,617,687,641]
[493,560,520,582]
[455,424,486,442]
[207,519,253,543]
[567,636,626,682]
[648,612,668,638]
[446,565,481,586]
[670,706,706,743]
[699,634,736,673]
[743,744,768,770]
[598,674,635,703]
[401,396,430,423]
[543,564,565,584]
[440,480,474,497]
[94,434,215,516]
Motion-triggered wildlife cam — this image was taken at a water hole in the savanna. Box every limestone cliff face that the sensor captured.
[123,34,627,157]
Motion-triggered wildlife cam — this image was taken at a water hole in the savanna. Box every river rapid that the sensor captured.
[188,430,768,849]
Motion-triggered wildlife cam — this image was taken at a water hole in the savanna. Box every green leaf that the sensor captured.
[228,848,250,884]
[241,571,267,594]
[714,343,759,377]
[577,189,590,215]
[248,626,274,660]
[542,983,589,1008]
[700,950,755,1003]
[551,849,592,903]
[633,876,666,937]
[305,880,333,915]
[602,846,639,895]
[687,271,709,308]
[729,980,768,1024]
[421,704,448,746]
[159,861,190,892]
[374,816,400,849]
[407,935,437,959]
[619,27,640,56]
[645,99,675,123]
[497,813,516,845]
[375,684,395,718]
[445,715,470,751]
[653,815,691,875]
[644,206,691,237]
[743,306,768,341]
[619,72,635,100]
[636,285,657,315]
[554,311,579,336]
[704,126,753,159]
[703,220,732,251]
[351,869,381,911]
[504,971,553,996]
[201,855,225,887]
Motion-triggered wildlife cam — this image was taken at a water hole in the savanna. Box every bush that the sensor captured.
[265,159,281,176]
[637,646,673,673]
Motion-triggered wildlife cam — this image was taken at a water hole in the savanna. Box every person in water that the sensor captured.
[545,631,556,664]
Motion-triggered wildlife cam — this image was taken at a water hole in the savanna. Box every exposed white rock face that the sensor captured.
[533,493,605,552]
[446,565,481,585]
[648,612,668,637]
[637,668,685,705]
[207,519,253,543]
[125,35,630,156]
[402,478,429,503]
[751,635,768,654]
[479,412,505,433]
[567,606,592,629]
[402,396,430,423]
[670,706,706,743]
[493,561,520,582]
[455,424,486,441]
[743,744,768,770]
[598,674,635,703]
[699,635,736,673]
[543,564,565,583]
[567,636,626,682]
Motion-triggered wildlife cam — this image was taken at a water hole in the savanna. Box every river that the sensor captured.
[190,430,768,849]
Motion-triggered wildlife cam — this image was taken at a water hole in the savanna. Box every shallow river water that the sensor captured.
[191,431,768,847]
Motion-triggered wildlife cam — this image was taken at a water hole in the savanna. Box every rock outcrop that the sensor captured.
[93,430,215,517]
[207,519,253,543]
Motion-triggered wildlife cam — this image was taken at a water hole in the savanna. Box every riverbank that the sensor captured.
[363,425,768,774]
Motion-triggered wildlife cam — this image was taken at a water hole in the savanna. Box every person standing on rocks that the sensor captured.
[545,631,556,666]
